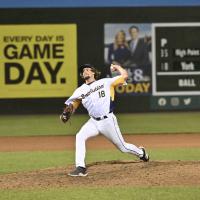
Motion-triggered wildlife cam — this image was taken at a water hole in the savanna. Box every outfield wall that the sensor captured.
[0,7,200,114]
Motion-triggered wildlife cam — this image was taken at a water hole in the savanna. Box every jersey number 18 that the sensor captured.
[98,90,105,98]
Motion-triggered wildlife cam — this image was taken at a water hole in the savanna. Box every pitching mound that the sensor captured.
[0,160,200,189]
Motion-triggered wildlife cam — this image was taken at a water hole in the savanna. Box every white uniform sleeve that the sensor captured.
[65,88,82,106]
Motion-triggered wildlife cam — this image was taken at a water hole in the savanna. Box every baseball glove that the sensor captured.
[60,104,74,123]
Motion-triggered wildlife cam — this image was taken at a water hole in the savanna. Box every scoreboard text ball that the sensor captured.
[152,23,200,96]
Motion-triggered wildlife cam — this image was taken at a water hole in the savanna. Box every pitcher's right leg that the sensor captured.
[75,118,99,168]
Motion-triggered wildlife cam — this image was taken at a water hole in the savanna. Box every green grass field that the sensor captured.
[0,112,200,136]
[0,112,200,200]
[0,148,200,174]
[1,187,200,200]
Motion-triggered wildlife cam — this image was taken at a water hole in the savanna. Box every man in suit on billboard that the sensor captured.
[125,25,150,69]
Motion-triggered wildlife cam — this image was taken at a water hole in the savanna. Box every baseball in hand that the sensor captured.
[110,65,116,72]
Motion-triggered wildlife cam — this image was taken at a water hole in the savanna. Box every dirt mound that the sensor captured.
[0,160,200,189]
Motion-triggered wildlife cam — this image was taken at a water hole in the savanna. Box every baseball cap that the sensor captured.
[79,64,94,73]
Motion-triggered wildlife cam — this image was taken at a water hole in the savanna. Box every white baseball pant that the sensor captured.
[75,113,143,168]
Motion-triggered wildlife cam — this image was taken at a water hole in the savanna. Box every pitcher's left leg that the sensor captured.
[100,114,148,160]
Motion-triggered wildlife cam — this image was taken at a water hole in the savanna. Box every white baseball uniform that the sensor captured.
[65,75,143,168]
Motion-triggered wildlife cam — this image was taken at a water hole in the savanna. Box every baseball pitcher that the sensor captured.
[60,63,149,177]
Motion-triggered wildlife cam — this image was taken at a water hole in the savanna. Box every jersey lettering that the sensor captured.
[81,84,104,99]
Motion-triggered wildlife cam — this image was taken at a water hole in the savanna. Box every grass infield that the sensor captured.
[0,148,200,174]
[0,187,200,200]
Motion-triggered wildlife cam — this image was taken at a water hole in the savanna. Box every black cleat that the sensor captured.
[139,147,150,162]
[68,166,88,177]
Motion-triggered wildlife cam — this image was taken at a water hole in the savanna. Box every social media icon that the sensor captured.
[184,98,191,105]
[158,98,167,106]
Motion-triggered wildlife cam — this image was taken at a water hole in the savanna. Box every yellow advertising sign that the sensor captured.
[0,24,77,98]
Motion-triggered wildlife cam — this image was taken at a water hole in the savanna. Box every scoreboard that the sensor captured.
[152,23,200,96]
